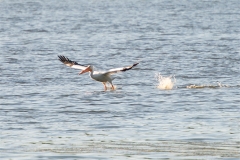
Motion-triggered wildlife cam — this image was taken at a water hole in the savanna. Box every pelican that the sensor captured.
[58,55,139,90]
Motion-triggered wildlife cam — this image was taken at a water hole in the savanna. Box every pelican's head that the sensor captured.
[79,65,93,75]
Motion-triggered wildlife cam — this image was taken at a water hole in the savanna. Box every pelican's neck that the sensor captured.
[89,68,94,77]
[90,67,94,73]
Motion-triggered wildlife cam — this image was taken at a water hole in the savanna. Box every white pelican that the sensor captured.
[58,55,139,90]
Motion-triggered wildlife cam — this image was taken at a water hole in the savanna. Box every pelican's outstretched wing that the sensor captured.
[104,62,139,75]
[58,55,87,70]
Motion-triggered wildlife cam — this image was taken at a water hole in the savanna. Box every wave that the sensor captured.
[187,82,229,89]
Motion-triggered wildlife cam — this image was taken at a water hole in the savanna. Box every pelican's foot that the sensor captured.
[110,84,116,90]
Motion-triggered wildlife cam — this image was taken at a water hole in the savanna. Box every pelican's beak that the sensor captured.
[79,66,91,75]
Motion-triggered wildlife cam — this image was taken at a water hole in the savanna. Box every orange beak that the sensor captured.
[79,66,91,75]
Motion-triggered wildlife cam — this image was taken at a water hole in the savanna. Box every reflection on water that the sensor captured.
[28,140,240,158]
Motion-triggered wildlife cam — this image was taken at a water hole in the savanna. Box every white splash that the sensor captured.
[156,73,176,90]
[216,81,229,87]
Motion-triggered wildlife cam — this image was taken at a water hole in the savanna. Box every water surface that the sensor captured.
[0,0,240,159]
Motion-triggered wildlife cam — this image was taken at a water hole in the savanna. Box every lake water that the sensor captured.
[0,0,240,159]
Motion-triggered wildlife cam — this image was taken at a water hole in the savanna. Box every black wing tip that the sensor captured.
[133,62,139,67]
[57,55,88,67]
[121,62,139,72]
[58,55,67,61]
[58,55,65,59]
[58,55,74,64]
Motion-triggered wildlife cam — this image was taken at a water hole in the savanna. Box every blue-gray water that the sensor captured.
[0,0,240,159]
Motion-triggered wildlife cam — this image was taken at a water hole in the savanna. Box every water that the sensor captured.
[0,0,240,159]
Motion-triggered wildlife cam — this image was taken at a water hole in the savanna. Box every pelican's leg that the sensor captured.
[102,82,107,90]
[110,82,114,90]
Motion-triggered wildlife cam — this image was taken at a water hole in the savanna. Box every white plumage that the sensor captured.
[58,55,139,90]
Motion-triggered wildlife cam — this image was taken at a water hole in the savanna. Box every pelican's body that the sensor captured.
[90,70,112,83]
[86,66,115,89]
[58,55,139,90]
